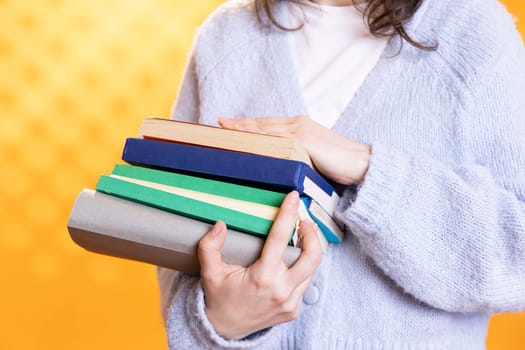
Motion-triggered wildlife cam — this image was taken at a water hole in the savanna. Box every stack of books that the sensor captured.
[67,118,344,275]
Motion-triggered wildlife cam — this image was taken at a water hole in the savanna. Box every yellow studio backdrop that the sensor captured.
[0,0,523,349]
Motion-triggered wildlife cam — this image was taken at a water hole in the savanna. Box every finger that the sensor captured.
[276,274,314,323]
[293,275,314,301]
[253,120,296,136]
[219,117,296,136]
[220,116,283,126]
[198,221,228,280]
[251,116,304,135]
[258,191,301,266]
[287,220,322,286]
[218,117,257,131]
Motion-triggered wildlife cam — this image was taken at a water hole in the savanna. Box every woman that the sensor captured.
[158,0,525,348]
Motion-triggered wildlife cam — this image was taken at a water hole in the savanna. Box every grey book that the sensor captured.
[67,189,301,275]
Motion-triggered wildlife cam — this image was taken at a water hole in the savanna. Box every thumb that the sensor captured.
[198,221,227,278]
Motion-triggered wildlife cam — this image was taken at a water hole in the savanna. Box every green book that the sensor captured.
[111,163,286,206]
[95,164,287,237]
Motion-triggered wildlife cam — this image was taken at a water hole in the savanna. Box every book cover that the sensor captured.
[138,117,313,167]
[67,189,301,275]
[122,137,340,215]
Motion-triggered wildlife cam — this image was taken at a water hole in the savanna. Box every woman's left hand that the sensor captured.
[219,116,371,185]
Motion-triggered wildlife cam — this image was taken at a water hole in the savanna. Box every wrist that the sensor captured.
[338,142,370,185]
[355,144,371,184]
[204,305,250,340]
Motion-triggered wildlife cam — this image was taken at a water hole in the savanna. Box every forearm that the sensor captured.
[338,145,525,313]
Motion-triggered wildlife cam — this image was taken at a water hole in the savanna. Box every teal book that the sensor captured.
[301,197,344,243]
[96,164,287,237]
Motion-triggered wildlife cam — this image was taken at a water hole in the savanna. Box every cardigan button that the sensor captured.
[303,285,319,305]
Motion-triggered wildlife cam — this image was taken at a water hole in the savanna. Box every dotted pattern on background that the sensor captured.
[0,1,523,349]
[0,1,223,349]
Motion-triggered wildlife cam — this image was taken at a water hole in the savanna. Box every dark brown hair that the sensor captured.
[254,0,437,51]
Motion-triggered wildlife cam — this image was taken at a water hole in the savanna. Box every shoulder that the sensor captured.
[419,0,523,62]
[416,0,520,42]
[198,0,259,37]
[410,0,525,94]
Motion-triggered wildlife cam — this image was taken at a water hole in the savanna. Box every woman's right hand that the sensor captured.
[198,191,323,340]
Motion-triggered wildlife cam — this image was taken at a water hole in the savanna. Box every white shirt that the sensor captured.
[288,2,389,128]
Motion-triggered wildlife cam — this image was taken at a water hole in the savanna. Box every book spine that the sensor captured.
[111,163,285,207]
[96,175,274,237]
[122,138,332,195]
[68,189,301,274]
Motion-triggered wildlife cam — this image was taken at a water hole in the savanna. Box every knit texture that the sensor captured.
[160,0,525,348]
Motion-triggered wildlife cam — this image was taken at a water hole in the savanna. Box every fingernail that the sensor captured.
[299,219,313,230]
[211,221,223,236]
[289,191,299,204]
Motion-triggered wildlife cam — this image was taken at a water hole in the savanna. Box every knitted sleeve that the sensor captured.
[339,42,525,314]
[159,272,282,349]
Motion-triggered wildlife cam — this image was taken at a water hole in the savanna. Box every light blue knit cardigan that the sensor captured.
[158,0,525,348]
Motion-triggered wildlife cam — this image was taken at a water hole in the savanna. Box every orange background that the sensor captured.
[0,1,524,349]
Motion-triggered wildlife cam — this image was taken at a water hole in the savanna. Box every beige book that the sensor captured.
[138,117,313,167]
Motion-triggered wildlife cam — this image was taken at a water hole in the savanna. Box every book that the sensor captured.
[138,117,313,167]
[67,189,302,275]
[96,166,285,238]
[111,163,285,207]
[302,198,344,243]
[97,164,332,248]
[122,137,341,215]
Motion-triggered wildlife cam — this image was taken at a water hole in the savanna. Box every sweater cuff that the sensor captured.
[186,281,276,349]
[342,144,408,236]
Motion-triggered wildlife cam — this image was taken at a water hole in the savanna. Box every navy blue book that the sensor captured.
[122,137,340,215]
